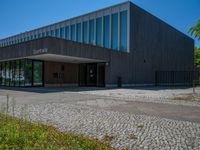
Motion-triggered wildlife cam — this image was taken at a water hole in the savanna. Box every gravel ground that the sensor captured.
[1,87,200,150]
[4,103,200,150]
[77,87,200,107]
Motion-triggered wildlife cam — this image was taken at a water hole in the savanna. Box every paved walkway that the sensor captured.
[0,87,200,149]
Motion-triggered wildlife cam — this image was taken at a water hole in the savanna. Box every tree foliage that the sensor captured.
[189,19,200,40]
[195,47,200,70]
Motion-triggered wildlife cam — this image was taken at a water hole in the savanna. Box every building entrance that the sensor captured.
[79,63,105,87]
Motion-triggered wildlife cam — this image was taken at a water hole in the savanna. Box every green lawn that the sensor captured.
[0,115,114,150]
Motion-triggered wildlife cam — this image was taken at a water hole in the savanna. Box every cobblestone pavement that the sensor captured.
[11,103,200,150]
[0,87,200,150]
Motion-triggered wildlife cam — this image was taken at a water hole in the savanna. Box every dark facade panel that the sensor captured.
[0,2,195,86]
[128,3,194,84]
[44,61,79,86]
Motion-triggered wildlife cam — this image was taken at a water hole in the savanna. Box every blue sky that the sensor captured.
[0,0,199,47]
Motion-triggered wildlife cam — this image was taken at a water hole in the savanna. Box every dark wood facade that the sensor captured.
[0,2,194,87]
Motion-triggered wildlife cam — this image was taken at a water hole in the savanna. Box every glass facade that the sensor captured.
[65,26,69,40]
[0,59,43,87]
[112,13,119,50]
[46,31,49,36]
[71,24,76,41]
[0,10,129,52]
[25,59,32,86]
[55,29,59,38]
[89,19,95,45]
[103,15,110,48]
[77,23,82,42]
[96,17,102,46]
[33,61,43,86]
[50,30,54,36]
[60,27,64,39]
[120,11,128,52]
[83,21,88,44]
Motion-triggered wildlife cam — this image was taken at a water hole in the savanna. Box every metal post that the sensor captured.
[193,80,195,94]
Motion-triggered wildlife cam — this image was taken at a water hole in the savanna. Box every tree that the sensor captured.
[189,19,200,40]
[195,47,200,70]
[189,20,200,70]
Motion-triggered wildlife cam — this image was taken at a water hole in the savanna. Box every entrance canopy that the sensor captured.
[27,54,106,64]
[0,37,110,63]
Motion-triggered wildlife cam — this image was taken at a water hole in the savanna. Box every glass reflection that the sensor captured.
[71,24,76,41]
[65,26,69,40]
[25,59,32,86]
[96,17,102,46]
[120,11,128,52]
[112,13,118,50]
[83,21,88,44]
[104,15,110,48]
[77,23,82,42]
[89,19,95,45]
[33,61,43,86]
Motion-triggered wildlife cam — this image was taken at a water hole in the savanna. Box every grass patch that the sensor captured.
[173,94,200,102]
[137,124,144,129]
[0,114,114,150]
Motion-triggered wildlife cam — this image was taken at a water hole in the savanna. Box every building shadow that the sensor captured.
[0,85,192,94]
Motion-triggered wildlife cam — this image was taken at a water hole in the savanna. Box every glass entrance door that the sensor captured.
[87,64,97,86]
[79,63,99,87]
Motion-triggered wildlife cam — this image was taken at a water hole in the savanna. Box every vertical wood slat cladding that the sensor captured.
[128,3,194,84]
[44,61,79,86]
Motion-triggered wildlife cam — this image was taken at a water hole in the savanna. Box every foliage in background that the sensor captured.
[189,19,200,40]
[189,19,200,70]
[195,47,200,70]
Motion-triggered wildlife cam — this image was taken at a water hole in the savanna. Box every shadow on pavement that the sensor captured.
[0,85,192,94]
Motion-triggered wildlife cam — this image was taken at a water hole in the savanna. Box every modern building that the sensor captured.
[0,1,194,87]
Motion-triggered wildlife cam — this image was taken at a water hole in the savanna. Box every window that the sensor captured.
[60,27,64,39]
[10,61,15,86]
[83,21,88,44]
[46,31,49,36]
[89,19,95,45]
[42,32,45,37]
[111,13,118,50]
[0,63,2,85]
[38,33,41,38]
[50,30,54,36]
[1,62,5,86]
[19,60,25,86]
[25,59,32,86]
[5,62,10,86]
[104,15,110,48]
[71,24,76,41]
[55,29,59,38]
[120,11,128,52]
[77,23,82,42]
[65,26,69,40]
[33,61,43,86]
[96,17,102,46]
[15,60,20,86]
